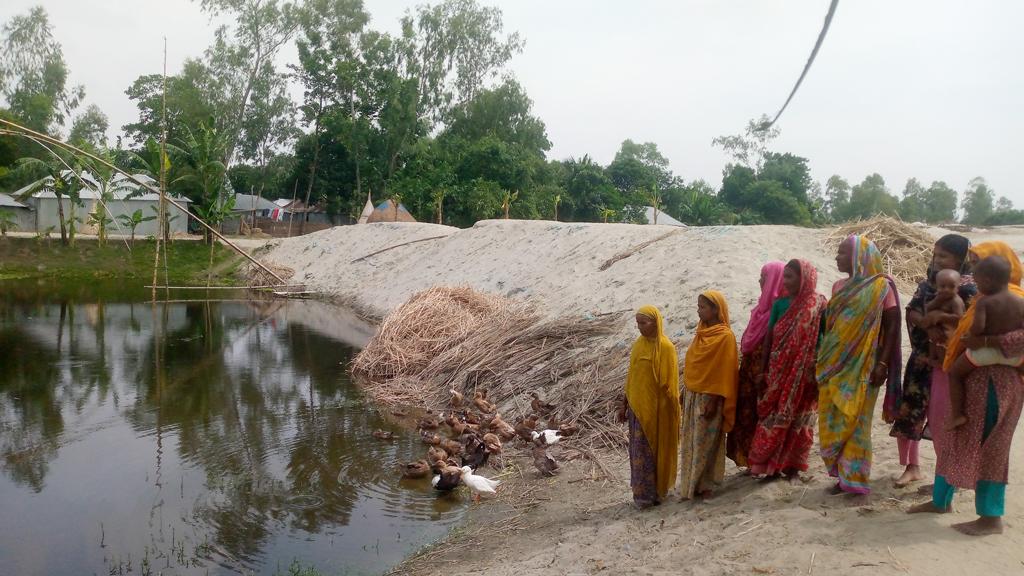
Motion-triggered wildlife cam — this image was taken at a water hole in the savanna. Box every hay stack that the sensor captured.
[352,286,630,448]
[826,216,935,293]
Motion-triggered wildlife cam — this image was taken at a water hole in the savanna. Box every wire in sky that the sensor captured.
[762,0,840,130]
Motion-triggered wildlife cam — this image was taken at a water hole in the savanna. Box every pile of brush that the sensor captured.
[352,286,632,449]
[827,215,936,293]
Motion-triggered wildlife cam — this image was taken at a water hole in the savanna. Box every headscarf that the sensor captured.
[624,305,681,498]
[683,291,739,432]
[816,235,903,420]
[943,241,1024,371]
[741,261,786,355]
[762,260,827,420]
[935,234,972,273]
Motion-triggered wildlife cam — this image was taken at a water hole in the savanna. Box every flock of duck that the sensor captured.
[380,390,578,502]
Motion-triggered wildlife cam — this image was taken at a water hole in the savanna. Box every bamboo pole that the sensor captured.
[0,117,288,285]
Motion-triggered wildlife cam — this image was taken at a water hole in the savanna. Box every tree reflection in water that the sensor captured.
[0,291,463,575]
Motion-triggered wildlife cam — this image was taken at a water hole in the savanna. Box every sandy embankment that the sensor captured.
[261,220,1024,576]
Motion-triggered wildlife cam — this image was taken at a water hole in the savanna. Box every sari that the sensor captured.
[624,305,681,504]
[681,291,739,498]
[749,260,826,475]
[730,261,785,466]
[816,235,902,494]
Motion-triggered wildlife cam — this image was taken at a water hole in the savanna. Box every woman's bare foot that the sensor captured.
[907,501,951,514]
[945,414,968,431]
[825,483,844,495]
[952,516,1003,536]
[894,465,925,488]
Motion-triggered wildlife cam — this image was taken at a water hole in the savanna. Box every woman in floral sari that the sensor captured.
[816,235,902,495]
[889,234,974,488]
[748,259,826,481]
[729,261,785,469]
[618,305,681,509]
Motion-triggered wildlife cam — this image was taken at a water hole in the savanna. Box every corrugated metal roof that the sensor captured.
[232,193,279,211]
[12,171,190,203]
[0,193,28,208]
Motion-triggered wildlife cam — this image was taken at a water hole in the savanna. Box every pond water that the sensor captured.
[0,281,464,575]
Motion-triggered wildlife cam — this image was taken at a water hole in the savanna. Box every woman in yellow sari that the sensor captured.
[618,305,681,508]
[680,291,739,499]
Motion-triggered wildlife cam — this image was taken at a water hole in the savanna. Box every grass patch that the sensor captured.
[0,237,245,286]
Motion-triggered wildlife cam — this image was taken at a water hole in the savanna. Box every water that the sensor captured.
[0,281,464,575]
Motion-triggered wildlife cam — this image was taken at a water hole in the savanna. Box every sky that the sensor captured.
[5,0,1023,206]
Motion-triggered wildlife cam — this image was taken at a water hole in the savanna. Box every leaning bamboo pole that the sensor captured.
[0,117,288,285]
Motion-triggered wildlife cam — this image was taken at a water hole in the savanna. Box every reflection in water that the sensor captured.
[0,288,463,575]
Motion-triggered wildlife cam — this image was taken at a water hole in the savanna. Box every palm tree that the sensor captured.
[177,122,228,244]
[116,209,156,243]
[14,151,82,246]
[501,190,518,219]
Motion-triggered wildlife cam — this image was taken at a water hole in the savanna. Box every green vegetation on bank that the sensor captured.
[0,237,243,285]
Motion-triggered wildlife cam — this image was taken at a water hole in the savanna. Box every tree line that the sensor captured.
[0,1,1018,234]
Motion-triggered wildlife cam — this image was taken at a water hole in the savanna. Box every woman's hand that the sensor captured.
[869,362,888,388]
[961,334,989,351]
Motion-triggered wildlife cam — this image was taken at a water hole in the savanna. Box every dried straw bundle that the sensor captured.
[352,286,632,448]
[826,216,934,293]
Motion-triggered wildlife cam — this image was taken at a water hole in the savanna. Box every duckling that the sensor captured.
[418,410,440,430]
[557,423,580,437]
[432,465,463,492]
[532,445,559,477]
[531,429,563,446]
[449,388,464,409]
[427,446,449,464]
[460,466,500,502]
[473,390,496,414]
[399,459,431,479]
[372,429,395,441]
[489,414,517,441]
[482,433,502,454]
[515,414,539,443]
[421,431,442,446]
[530,391,556,415]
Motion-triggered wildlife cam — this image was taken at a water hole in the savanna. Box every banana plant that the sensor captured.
[0,210,17,237]
[116,209,156,243]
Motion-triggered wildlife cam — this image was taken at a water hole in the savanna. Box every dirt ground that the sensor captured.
[260,220,1024,576]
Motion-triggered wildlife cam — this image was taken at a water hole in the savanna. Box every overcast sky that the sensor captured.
[6,0,1023,206]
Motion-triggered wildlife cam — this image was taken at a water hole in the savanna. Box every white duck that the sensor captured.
[460,465,500,502]
[531,429,562,446]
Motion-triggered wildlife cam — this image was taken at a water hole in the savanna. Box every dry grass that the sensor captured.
[352,286,631,449]
[826,216,934,292]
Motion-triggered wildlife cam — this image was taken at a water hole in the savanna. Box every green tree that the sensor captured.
[177,121,228,243]
[676,180,729,225]
[558,155,618,222]
[922,181,957,223]
[13,151,81,245]
[606,140,672,206]
[123,60,221,145]
[712,115,779,172]
[68,104,109,147]
[0,6,83,132]
[0,209,16,236]
[961,177,994,225]
[824,175,850,221]
[898,177,926,222]
[845,174,899,220]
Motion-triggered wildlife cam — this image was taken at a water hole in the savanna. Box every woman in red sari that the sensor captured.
[748,259,827,481]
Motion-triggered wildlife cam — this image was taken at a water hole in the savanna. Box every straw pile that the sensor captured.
[352,286,631,448]
[826,216,935,292]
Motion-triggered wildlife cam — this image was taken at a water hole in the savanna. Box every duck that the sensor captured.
[473,390,496,414]
[532,429,563,446]
[530,391,556,415]
[427,446,449,464]
[449,388,464,408]
[532,445,559,476]
[418,410,440,430]
[557,423,579,437]
[399,459,431,479]
[441,439,464,457]
[432,465,463,492]
[482,433,502,454]
[515,414,539,443]
[421,431,442,446]
[460,466,500,502]
[372,429,395,441]
[461,435,490,470]
[461,410,482,426]
[488,414,516,438]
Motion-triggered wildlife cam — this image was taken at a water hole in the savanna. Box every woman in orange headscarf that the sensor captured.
[680,291,739,499]
[618,305,681,508]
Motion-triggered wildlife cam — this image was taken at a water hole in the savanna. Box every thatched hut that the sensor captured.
[366,199,417,223]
